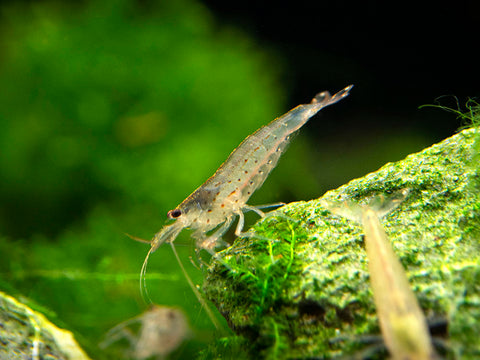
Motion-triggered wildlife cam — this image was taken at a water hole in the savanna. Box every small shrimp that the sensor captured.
[323,190,438,360]
[100,305,190,360]
[140,85,353,328]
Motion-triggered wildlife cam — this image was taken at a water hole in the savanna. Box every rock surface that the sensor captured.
[0,291,91,360]
[204,128,480,359]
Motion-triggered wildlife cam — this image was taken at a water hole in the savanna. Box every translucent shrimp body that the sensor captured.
[140,85,352,328]
[100,305,190,360]
[155,85,353,252]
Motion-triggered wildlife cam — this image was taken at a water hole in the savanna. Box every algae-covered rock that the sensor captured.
[0,291,91,360]
[203,128,480,359]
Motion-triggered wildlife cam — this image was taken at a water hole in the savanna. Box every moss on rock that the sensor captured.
[203,128,480,359]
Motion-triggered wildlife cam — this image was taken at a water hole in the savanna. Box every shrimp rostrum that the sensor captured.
[139,85,352,327]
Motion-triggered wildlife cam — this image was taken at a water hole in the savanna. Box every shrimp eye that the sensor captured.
[168,209,182,219]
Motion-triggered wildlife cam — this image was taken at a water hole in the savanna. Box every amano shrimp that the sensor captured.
[139,85,353,329]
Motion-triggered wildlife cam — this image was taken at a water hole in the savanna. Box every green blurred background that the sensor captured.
[0,0,476,358]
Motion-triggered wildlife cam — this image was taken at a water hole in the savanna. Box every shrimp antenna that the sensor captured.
[169,242,222,331]
[125,233,154,304]
[140,246,155,304]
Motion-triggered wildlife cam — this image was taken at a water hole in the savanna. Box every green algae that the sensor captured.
[203,127,480,359]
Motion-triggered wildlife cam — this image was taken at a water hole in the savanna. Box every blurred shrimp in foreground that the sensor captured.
[100,305,190,359]
[322,190,438,360]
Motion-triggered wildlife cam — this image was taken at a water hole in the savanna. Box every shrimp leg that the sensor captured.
[195,216,235,253]
[248,202,286,211]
